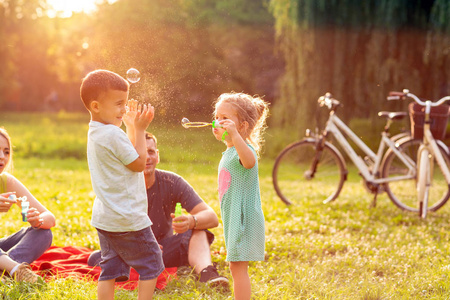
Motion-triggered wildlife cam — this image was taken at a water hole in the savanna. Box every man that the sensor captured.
[88,132,229,287]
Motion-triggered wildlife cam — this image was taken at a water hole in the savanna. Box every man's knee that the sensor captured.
[191,229,207,240]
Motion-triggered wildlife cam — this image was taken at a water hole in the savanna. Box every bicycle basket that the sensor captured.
[409,102,450,140]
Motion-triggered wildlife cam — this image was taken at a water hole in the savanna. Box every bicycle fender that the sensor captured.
[302,137,349,175]
[394,136,450,157]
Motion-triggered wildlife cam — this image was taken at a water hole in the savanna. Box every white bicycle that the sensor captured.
[272,92,446,208]
[387,90,450,218]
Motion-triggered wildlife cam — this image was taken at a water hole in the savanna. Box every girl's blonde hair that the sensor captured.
[0,127,13,173]
[214,92,269,156]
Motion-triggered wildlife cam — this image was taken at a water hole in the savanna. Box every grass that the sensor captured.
[1,112,450,299]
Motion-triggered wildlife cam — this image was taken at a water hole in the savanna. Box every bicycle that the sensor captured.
[385,89,450,218]
[272,92,449,209]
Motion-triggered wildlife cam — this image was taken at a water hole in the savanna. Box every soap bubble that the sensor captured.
[181,117,190,128]
[126,68,140,83]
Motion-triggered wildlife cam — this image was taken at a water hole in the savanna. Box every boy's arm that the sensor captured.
[126,104,154,172]
[126,127,136,146]
[123,99,138,146]
[125,129,147,172]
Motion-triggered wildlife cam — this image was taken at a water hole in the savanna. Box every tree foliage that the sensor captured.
[0,0,282,121]
[269,0,450,132]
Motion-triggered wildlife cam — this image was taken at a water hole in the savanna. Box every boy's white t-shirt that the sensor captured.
[87,121,151,232]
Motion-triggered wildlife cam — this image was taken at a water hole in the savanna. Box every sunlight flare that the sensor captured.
[46,0,117,18]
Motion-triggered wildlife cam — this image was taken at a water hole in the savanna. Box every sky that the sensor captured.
[46,0,117,18]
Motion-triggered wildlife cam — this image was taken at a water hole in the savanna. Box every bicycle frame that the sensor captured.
[417,101,450,218]
[323,112,416,184]
[419,105,450,185]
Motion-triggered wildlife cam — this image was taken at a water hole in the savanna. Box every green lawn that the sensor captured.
[2,113,450,299]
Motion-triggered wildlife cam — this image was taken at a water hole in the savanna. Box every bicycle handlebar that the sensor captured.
[318,92,341,109]
[387,89,450,107]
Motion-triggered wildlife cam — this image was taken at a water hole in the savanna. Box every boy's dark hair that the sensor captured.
[80,69,129,110]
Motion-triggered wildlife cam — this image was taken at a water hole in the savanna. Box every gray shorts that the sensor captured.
[96,227,164,282]
[158,229,214,268]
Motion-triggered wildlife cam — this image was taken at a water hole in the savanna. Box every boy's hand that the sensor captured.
[123,99,138,128]
[134,103,154,131]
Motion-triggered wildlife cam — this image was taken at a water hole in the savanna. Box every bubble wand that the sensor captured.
[181,118,228,141]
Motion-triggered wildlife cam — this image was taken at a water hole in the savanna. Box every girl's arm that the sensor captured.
[222,119,256,169]
[6,174,56,229]
[232,134,256,169]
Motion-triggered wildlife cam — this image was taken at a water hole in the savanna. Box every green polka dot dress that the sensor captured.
[218,145,265,262]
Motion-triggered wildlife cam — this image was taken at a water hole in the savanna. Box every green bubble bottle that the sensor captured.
[173,203,182,234]
[175,203,182,219]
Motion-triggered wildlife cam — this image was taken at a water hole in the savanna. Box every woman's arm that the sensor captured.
[6,174,56,229]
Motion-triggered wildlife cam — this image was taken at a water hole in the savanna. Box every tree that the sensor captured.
[269,0,450,133]
[0,0,283,116]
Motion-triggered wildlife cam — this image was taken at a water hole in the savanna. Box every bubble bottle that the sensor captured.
[175,202,182,218]
[173,203,182,234]
[21,197,29,222]
[9,195,29,222]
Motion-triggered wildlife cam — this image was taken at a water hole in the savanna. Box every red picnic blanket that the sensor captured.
[30,246,177,290]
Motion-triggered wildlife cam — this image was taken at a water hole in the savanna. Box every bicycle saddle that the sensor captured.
[377,111,408,120]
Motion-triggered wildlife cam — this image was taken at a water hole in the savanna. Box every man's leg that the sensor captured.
[189,230,229,287]
[188,230,213,273]
[155,229,229,287]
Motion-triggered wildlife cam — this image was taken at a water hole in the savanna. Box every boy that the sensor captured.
[80,69,164,300]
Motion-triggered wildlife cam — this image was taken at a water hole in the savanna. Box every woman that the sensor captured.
[0,127,56,283]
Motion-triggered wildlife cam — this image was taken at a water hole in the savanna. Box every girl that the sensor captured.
[0,127,56,283]
[212,92,269,300]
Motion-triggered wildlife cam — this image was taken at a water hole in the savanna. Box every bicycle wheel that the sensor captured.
[382,137,450,212]
[272,139,347,205]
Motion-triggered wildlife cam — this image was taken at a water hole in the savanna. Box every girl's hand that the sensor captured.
[171,213,190,234]
[26,207,43,228]
[218,119,238,139]
[0,192,16,213]
[134,103,155,131]
[123,99,139,128]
